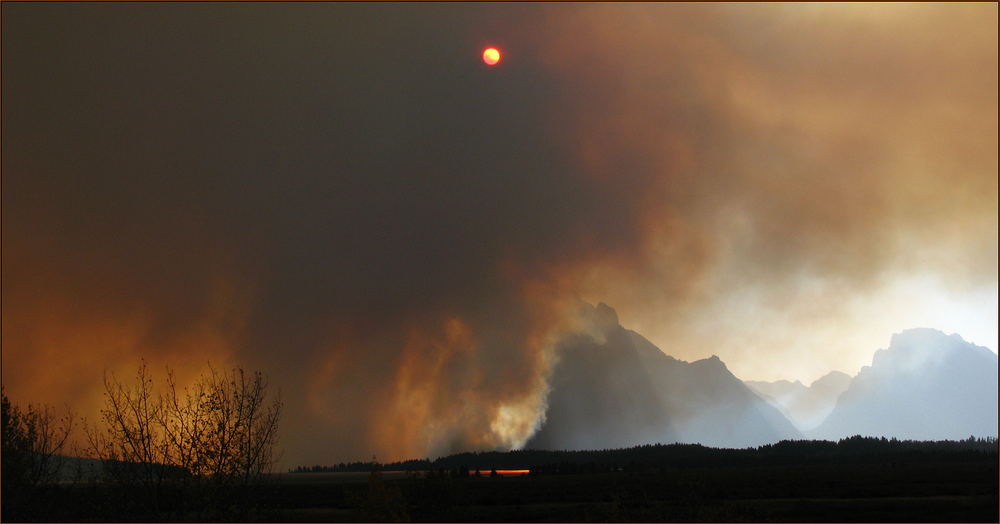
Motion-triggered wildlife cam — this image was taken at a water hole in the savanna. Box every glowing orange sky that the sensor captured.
[2,3,996,466]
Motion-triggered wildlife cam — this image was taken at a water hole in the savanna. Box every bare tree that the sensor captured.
[197,365,283,519]
[86,362,175,517]
[1,387,76,521]
[86,361,282,521]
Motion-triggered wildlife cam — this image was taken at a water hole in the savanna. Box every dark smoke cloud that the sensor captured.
[528,3,997,381]
[3,3,996,465]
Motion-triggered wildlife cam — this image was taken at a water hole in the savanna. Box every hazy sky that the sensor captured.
[3,3,997,466]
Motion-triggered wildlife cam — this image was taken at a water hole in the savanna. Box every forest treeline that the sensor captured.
[293,435,999,475]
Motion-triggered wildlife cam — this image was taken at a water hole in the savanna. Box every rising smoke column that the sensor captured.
[3,3,996,465]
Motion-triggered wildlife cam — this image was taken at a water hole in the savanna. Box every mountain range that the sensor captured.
[808,328,998,441]
[745,371,852,431]
[526,301,802,450]
[527,301,998,451]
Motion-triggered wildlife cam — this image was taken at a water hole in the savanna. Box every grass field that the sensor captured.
[10,442,996,521]
[273,459,998,522]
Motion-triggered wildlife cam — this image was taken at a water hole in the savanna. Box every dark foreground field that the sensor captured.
[11,440,998,521]
[275,459,998,522]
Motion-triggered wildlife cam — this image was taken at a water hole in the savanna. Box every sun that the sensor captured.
[483,48,500,65]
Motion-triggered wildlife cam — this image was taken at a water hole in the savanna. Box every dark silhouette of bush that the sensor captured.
[350,457,409,522]
[1,387,76,521]
[401,463,458,519]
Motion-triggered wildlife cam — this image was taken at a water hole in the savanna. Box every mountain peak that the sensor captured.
[693,354,729,372]
[530,306,802,450]
[697,354,724,365]
[876,327,996,373]
[594,302,619,328]
[888,327,949,348]
[745,371,851,432]
[810,370,851,389]
[812,328,999,441]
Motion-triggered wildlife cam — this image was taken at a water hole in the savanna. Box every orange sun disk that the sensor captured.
[483,48,500,65]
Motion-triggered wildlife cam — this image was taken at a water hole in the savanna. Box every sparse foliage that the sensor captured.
[1,387,76,521]
[86,361,282,521]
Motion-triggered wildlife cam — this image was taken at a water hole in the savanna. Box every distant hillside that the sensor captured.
[811,328,999,441]
[746,371,852,431]
[525,301,801,451]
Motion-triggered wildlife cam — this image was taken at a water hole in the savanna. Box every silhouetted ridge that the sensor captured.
[526,300,801,451]
[811,328,999,441]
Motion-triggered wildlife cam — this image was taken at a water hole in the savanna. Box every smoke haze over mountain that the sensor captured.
[811,328,999,441]
[746,372,852,431]
[527,301,802,451]
[3,3,997,466]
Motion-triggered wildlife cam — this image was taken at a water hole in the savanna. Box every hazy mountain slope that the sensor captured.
[526,326,674,451]
[746,371,851,431]
[629,330,802,448]
[810,328,999,441]
[526,302,675,451]
[526,301,801,450]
